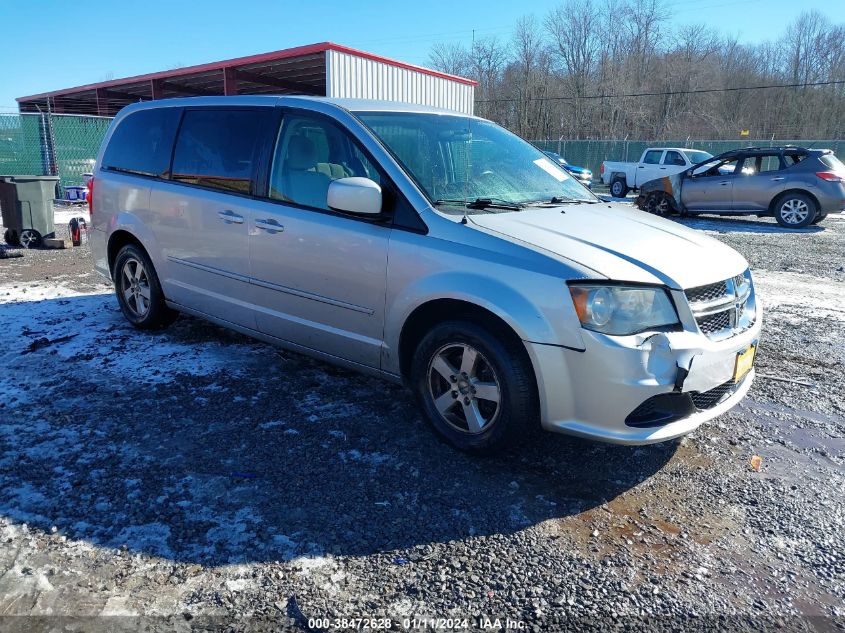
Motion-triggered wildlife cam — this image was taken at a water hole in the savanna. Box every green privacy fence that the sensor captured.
[51,115,112,188]
[0,112,112,193]
[1,111,843,195]
[0,113,45,176]
[531,139,845,183]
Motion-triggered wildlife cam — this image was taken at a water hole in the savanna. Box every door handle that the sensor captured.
[218,210,244,224]
[719,181,730,186]
[771,176,785,181]
[255,219,285,233]
[638,166,645,169]
[659,167,667,170]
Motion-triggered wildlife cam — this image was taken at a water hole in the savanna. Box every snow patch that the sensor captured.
[339,449,393,467]
[754,270,845,321]
[0,282,267,393]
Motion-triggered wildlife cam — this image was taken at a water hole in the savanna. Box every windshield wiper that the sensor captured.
[549,196,598,204]
[435,197,525,211]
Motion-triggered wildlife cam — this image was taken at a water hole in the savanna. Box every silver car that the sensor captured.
[636,147,845,227]
[89,96,761,453]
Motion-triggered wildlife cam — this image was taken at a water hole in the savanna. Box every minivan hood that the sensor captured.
[468,203,747,289]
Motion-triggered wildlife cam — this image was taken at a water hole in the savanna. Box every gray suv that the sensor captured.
[90,96,761,453]
[636,147,845,227]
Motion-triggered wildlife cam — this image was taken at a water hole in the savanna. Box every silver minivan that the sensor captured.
[90,96,761,453]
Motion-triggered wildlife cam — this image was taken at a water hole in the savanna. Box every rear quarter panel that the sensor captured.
[91,170,154,278]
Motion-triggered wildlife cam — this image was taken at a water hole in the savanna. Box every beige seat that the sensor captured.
[315,162,352,179]
[280,135,331,208]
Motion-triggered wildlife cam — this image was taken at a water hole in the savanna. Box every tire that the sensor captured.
[19,229,41,249]
[811,213,828,225]
[3,229,16,245]
[410,319,538,455]
[645,192,673,216]
[773,192,817,228]
[113,244,178,329]
[610,178,629,199]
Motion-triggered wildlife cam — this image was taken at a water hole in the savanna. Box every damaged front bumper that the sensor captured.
[526,312,762,445]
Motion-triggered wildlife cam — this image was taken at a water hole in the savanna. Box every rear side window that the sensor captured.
[758,155,782,173]
[171,108,272,194]
[102,108,180,177]
[663,150,686,166]
[643,150,663,164]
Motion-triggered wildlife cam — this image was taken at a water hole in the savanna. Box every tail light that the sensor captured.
[816,171,844,182]
[600,163,605,176]
[86,176,94,218]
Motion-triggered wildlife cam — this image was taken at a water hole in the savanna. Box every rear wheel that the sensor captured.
[774,193,817,228]
[610,178,628,198]
[113,244,178,329]
[19,229,41,249]
[410,320,537,455]
[3,229,16,245]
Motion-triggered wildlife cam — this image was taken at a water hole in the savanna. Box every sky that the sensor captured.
[1,0,842,110]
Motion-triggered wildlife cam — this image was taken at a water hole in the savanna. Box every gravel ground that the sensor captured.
[0,207,843,631]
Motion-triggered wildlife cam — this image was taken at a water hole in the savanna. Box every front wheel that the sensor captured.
[774,193,817,228]
[811,213,828,225]
[113,244,178,329]
[645,192,673,216]
[410,320,538,454]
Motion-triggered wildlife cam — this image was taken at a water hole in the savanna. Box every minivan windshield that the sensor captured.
[356,112,597,209]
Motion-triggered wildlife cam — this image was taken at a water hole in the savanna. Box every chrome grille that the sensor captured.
[697,310,732,335]
[685,281,728,304]
[685,270,756,340]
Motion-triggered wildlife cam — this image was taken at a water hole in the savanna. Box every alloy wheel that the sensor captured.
[121,257,152,318]
[427,343,501,434]
[780,199,809,225]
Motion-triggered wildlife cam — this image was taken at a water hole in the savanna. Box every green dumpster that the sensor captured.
[0,175,59,248]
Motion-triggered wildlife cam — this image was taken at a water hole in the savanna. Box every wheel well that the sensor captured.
[107,230,144,276]
[398,299,533,380]
[769,189,820,215]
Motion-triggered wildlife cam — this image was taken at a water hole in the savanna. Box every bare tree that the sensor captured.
[429,42,471,78]
[545,0,600,138]
[427,3,845,141]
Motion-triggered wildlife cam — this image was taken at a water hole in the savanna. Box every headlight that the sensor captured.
[568,284,679,335]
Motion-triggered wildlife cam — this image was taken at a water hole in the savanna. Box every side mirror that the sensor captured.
[327,177,382,215]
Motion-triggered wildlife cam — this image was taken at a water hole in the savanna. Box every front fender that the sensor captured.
[383,270,587,375]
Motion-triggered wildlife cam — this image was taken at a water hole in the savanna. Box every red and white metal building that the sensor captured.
[17,42,476,117]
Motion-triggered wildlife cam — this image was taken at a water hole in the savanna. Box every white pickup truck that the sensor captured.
[601,147,714,198]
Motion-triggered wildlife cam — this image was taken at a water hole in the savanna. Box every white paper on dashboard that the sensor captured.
[533,157,570,182]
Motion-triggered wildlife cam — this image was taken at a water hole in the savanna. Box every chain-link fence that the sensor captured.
[0,112,112,194]
[0,113,45,176]
[531,139,845,183]
[51,115,112,188]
